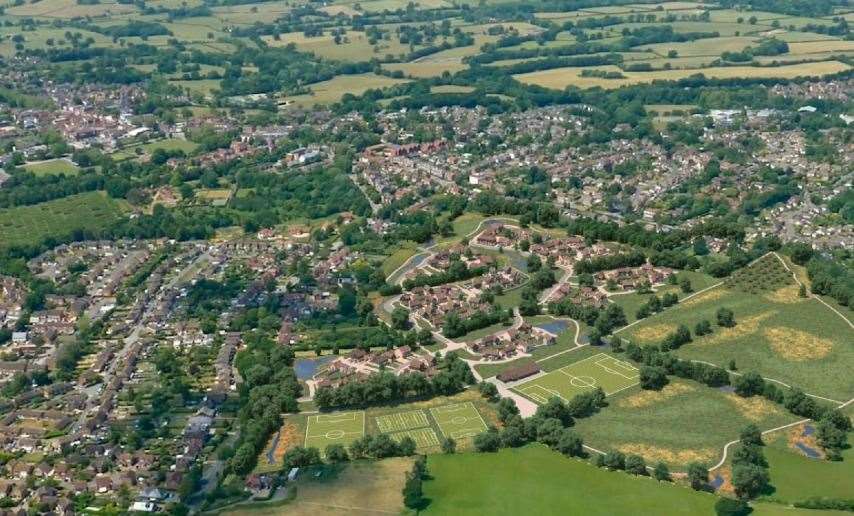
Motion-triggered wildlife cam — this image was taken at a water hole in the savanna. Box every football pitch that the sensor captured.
[430,402,489,439]
[304,411,366,451]
[514,353,639,404]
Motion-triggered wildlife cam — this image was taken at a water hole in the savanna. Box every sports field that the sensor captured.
[430,402,489,439]
[375,410,429,433]
[514,353,639,404]
[389,428,441,449]
[304,411,365,452]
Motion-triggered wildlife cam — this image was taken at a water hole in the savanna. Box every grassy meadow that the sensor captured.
[572,379,799,468]
[0,192,127,249]
[618,283,854,400]
[22,159,80,176]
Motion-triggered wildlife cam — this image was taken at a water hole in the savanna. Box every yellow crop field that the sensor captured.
[515,60,851,90]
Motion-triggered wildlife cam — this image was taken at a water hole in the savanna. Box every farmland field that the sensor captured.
[282,73,410,107]
[515,61,851,90]
[0,192,127,249]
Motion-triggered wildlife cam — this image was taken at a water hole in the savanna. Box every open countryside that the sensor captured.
[0,0,851,514]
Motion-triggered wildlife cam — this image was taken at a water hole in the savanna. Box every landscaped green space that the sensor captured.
[572,378,799,467]
[618,282,854,400]
[761,440,854,504]
[0,192,127,249]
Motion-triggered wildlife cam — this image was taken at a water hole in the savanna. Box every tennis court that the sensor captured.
[389,427,441,449]
[375,410,430,433]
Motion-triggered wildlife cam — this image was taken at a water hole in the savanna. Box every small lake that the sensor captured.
[535,320,570,335]
[710,475,724,490]
[295,355,336,380]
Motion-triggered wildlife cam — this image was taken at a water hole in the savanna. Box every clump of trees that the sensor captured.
[314,354,475,410]
[229,336,301,475]
[443,306,511,339]
[473,389,606,457]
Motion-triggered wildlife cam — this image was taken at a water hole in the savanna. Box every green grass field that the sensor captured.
[375,410,430,433]
[761,442,854,504]
[618,282,854,400]
[223,458,413,515]
[430,402,489,440]
[282,73,410,107]
[0,192,126,248]
[514,353,639,403]
[304,412,366,452]
[572,378,798,467]
[422,445,723,516]
[22,159,80,176]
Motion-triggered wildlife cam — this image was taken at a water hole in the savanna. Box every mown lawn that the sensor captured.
[760,437,854,504]
[423,445,721,516]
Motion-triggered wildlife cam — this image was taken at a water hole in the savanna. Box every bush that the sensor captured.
[687,462,708,491]
[555,429,584,457]
[625,454,647,475]
[716,307,735,327]
[478,381,499,401]
[474,427,501,452]
[325,444,349,463]
[639,366,668,390]
[714,497,751,516]
[653,461,671,481]
[441,437,456,454]
[739,424,763,446]
[732,463,769,499]
[603,451,626,470]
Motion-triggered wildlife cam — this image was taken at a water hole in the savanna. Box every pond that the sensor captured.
[295,355,336,380]
[710,475,724,490]
[535,320,570,335]
[794,442,821,459]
